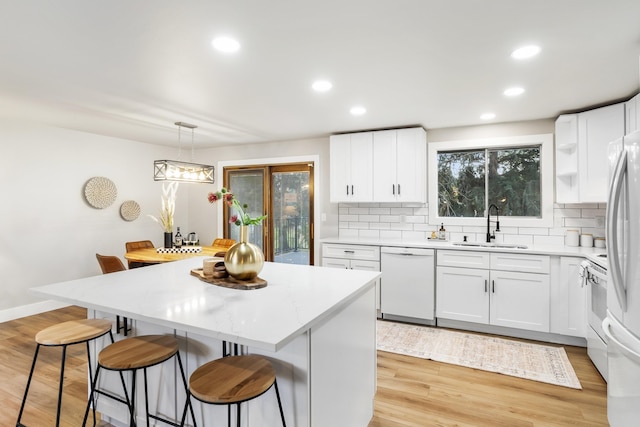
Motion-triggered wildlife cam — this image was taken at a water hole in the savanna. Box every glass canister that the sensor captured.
[566,229,579,247]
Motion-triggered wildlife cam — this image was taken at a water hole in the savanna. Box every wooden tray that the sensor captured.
[190,268,267,290]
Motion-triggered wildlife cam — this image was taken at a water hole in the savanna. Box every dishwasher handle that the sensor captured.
[381,247,434,256]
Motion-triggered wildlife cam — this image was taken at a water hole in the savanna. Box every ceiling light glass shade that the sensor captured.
[154,160,215,184]
[511,45,541,59]
[212,36,241,53]
[503,87,525,97]
[312,80,332,92]
[350,106,367,115]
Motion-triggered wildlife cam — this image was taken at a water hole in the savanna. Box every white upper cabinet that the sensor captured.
[373,127,427,203]
[331,127,426,203]
[626,93,640,134]
[330,132,374,203]
[555,103,625,203]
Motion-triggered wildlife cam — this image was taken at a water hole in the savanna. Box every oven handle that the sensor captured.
[602,316,640,362]
[606,148,627,311]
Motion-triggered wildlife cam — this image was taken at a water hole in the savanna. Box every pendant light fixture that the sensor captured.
[153,122,215,184]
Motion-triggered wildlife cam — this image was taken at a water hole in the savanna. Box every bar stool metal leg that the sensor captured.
[16,344,42,427]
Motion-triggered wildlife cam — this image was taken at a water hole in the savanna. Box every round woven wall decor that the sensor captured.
[120,200,141,221]
[84,176,117,209]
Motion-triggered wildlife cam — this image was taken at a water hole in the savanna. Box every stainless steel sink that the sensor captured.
[452,242,528,249]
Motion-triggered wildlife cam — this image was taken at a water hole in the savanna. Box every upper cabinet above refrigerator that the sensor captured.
[555,103,625,203]
[625,93,640,135]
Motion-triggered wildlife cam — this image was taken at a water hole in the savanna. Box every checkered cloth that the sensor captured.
[156,246,202,254]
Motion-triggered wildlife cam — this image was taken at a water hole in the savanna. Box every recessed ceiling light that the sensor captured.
[480,113,496,120]
[211,36,241,53]
[504,87,525,97]
[312,80,332,92]
[350,106,366,116]
[511,45,541,60]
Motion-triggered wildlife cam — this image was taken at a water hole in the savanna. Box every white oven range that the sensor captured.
[584,253,608,381]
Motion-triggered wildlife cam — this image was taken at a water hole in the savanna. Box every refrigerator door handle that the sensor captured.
[607,148,628,311]
[603,316,640,363]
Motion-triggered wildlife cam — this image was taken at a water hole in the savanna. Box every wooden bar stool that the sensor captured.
[83,334,196,427]
[16,318,114,427]
[182,355,286,427]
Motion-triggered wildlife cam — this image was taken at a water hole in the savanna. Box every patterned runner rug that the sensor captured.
[377,320,582,389]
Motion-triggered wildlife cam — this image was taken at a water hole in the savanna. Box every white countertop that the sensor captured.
[32,258,381,352]
[322,236,607,258]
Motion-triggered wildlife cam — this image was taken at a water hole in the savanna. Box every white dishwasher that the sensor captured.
[380,246,435,323]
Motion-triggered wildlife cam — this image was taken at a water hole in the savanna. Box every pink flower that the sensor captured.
[229,214,238,224]
[207,192,219,203]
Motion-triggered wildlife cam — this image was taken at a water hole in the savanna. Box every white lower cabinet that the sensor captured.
[436,250,550,333]
[550,256,586,338]
[322,243,381,313]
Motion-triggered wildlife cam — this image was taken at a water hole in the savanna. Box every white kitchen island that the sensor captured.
[32,257,380,427]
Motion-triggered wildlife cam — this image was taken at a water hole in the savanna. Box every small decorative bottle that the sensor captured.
[439,223,446,240]
[174,227,183,248]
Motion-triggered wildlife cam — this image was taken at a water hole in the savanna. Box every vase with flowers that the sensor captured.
[207,187,267,280]
[149,182,178,248]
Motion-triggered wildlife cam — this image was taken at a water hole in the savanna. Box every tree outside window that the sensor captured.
[438,146,541,218]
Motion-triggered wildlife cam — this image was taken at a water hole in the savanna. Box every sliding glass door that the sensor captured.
[224,163,314,265]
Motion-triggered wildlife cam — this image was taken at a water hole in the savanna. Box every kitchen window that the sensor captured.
[428,134,553,228]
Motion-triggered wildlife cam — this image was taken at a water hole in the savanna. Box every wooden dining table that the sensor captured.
[124,245,230,264]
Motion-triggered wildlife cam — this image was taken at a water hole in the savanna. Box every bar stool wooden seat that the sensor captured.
[17,318,114,427]
[83,334,196,427]
[183,355,286,427]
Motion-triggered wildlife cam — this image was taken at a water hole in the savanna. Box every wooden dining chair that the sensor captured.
[212,238,236,250]
[125,240,155,268]
[95,253,126,274]
[95,254,131,336]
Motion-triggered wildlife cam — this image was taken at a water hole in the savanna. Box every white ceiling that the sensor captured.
[1,1,639,148]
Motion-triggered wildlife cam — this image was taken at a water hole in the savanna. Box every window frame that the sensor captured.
[428,133,554,228]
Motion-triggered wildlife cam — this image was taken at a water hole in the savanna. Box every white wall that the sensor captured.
[0,119,188,319]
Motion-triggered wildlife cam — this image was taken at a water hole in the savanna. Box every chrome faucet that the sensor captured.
[486,204,500,243]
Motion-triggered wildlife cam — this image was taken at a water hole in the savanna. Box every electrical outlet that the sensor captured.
[596,216,605,227]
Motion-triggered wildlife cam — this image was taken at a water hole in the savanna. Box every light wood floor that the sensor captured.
[2,306,608,426]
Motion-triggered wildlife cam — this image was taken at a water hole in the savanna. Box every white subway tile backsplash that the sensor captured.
[369,207,391,215]
[349,207,370,215]
[518,227,549,236]
[402,231,427,240]
[390,207,415,215]
[379,215,402,223]
[339,229,359,238]
[359,229,380,239]
[337,202,607,248]
[534,235,566,246]
[380,230,402,239]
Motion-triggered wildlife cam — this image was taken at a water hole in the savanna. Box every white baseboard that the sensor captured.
[0,300,71,323]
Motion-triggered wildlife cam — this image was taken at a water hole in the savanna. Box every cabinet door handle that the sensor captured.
[392,184,395,195]
[346,185,349,195]
[398,184,401,195]
[492,280,495,293]
[343,250,355,254]
[351,185,354,195]
[484,279,488,293]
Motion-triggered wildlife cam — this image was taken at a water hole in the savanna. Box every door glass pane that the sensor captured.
[272,170,310,265]
[227,170,265,250]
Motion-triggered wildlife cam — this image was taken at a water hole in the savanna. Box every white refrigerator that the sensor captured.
[604,129,640,427]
